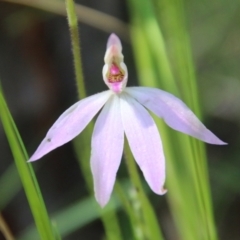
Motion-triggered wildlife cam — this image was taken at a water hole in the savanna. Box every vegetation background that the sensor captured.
[0,0,239,239]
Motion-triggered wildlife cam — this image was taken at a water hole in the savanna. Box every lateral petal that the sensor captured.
[29,90,112,161]
[126,87,226,145]
[120,93,166,195]
[91,94,124,207]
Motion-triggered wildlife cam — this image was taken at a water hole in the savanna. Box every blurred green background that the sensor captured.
[0,0,239,239]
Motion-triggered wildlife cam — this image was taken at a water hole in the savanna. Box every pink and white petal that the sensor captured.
[126,87,226,145]
[107,33,122,51]
[91,94,124,207]
[120,93,166,195]
[104,34,123,65]
[29,90,112,162]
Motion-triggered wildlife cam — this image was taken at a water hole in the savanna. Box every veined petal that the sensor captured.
[120,93,166,195]
[125,87,226,145]
[91,94,124,207]
[29,90,112,162]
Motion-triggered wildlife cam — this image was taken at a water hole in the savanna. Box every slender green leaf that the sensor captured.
[18,183,131,240]
[127,0,218,239]
[0,83,55,240]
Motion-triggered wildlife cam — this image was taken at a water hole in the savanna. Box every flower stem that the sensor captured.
[65,0,86,99]
[65,2,123,240]
[124,140,164,240]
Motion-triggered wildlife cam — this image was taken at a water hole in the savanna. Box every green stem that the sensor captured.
[65,0,86,99]
[115,181,144,240]
[4,0,129,39]
[124,140,165,240]
[65,2,122,240]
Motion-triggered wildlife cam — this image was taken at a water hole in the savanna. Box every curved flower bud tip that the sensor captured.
[103,33,128,94]
[104,33,123,65]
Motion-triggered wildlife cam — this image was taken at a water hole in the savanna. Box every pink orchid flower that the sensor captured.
[29,33,226,207]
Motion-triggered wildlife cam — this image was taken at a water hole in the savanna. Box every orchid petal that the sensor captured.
[29,90,112,162]
[120,93,166,195]
[91,95,124,207]
[126,87,226,145]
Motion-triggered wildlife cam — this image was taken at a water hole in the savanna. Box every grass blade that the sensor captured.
[127,0,218,239]
[0,83,55,240]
